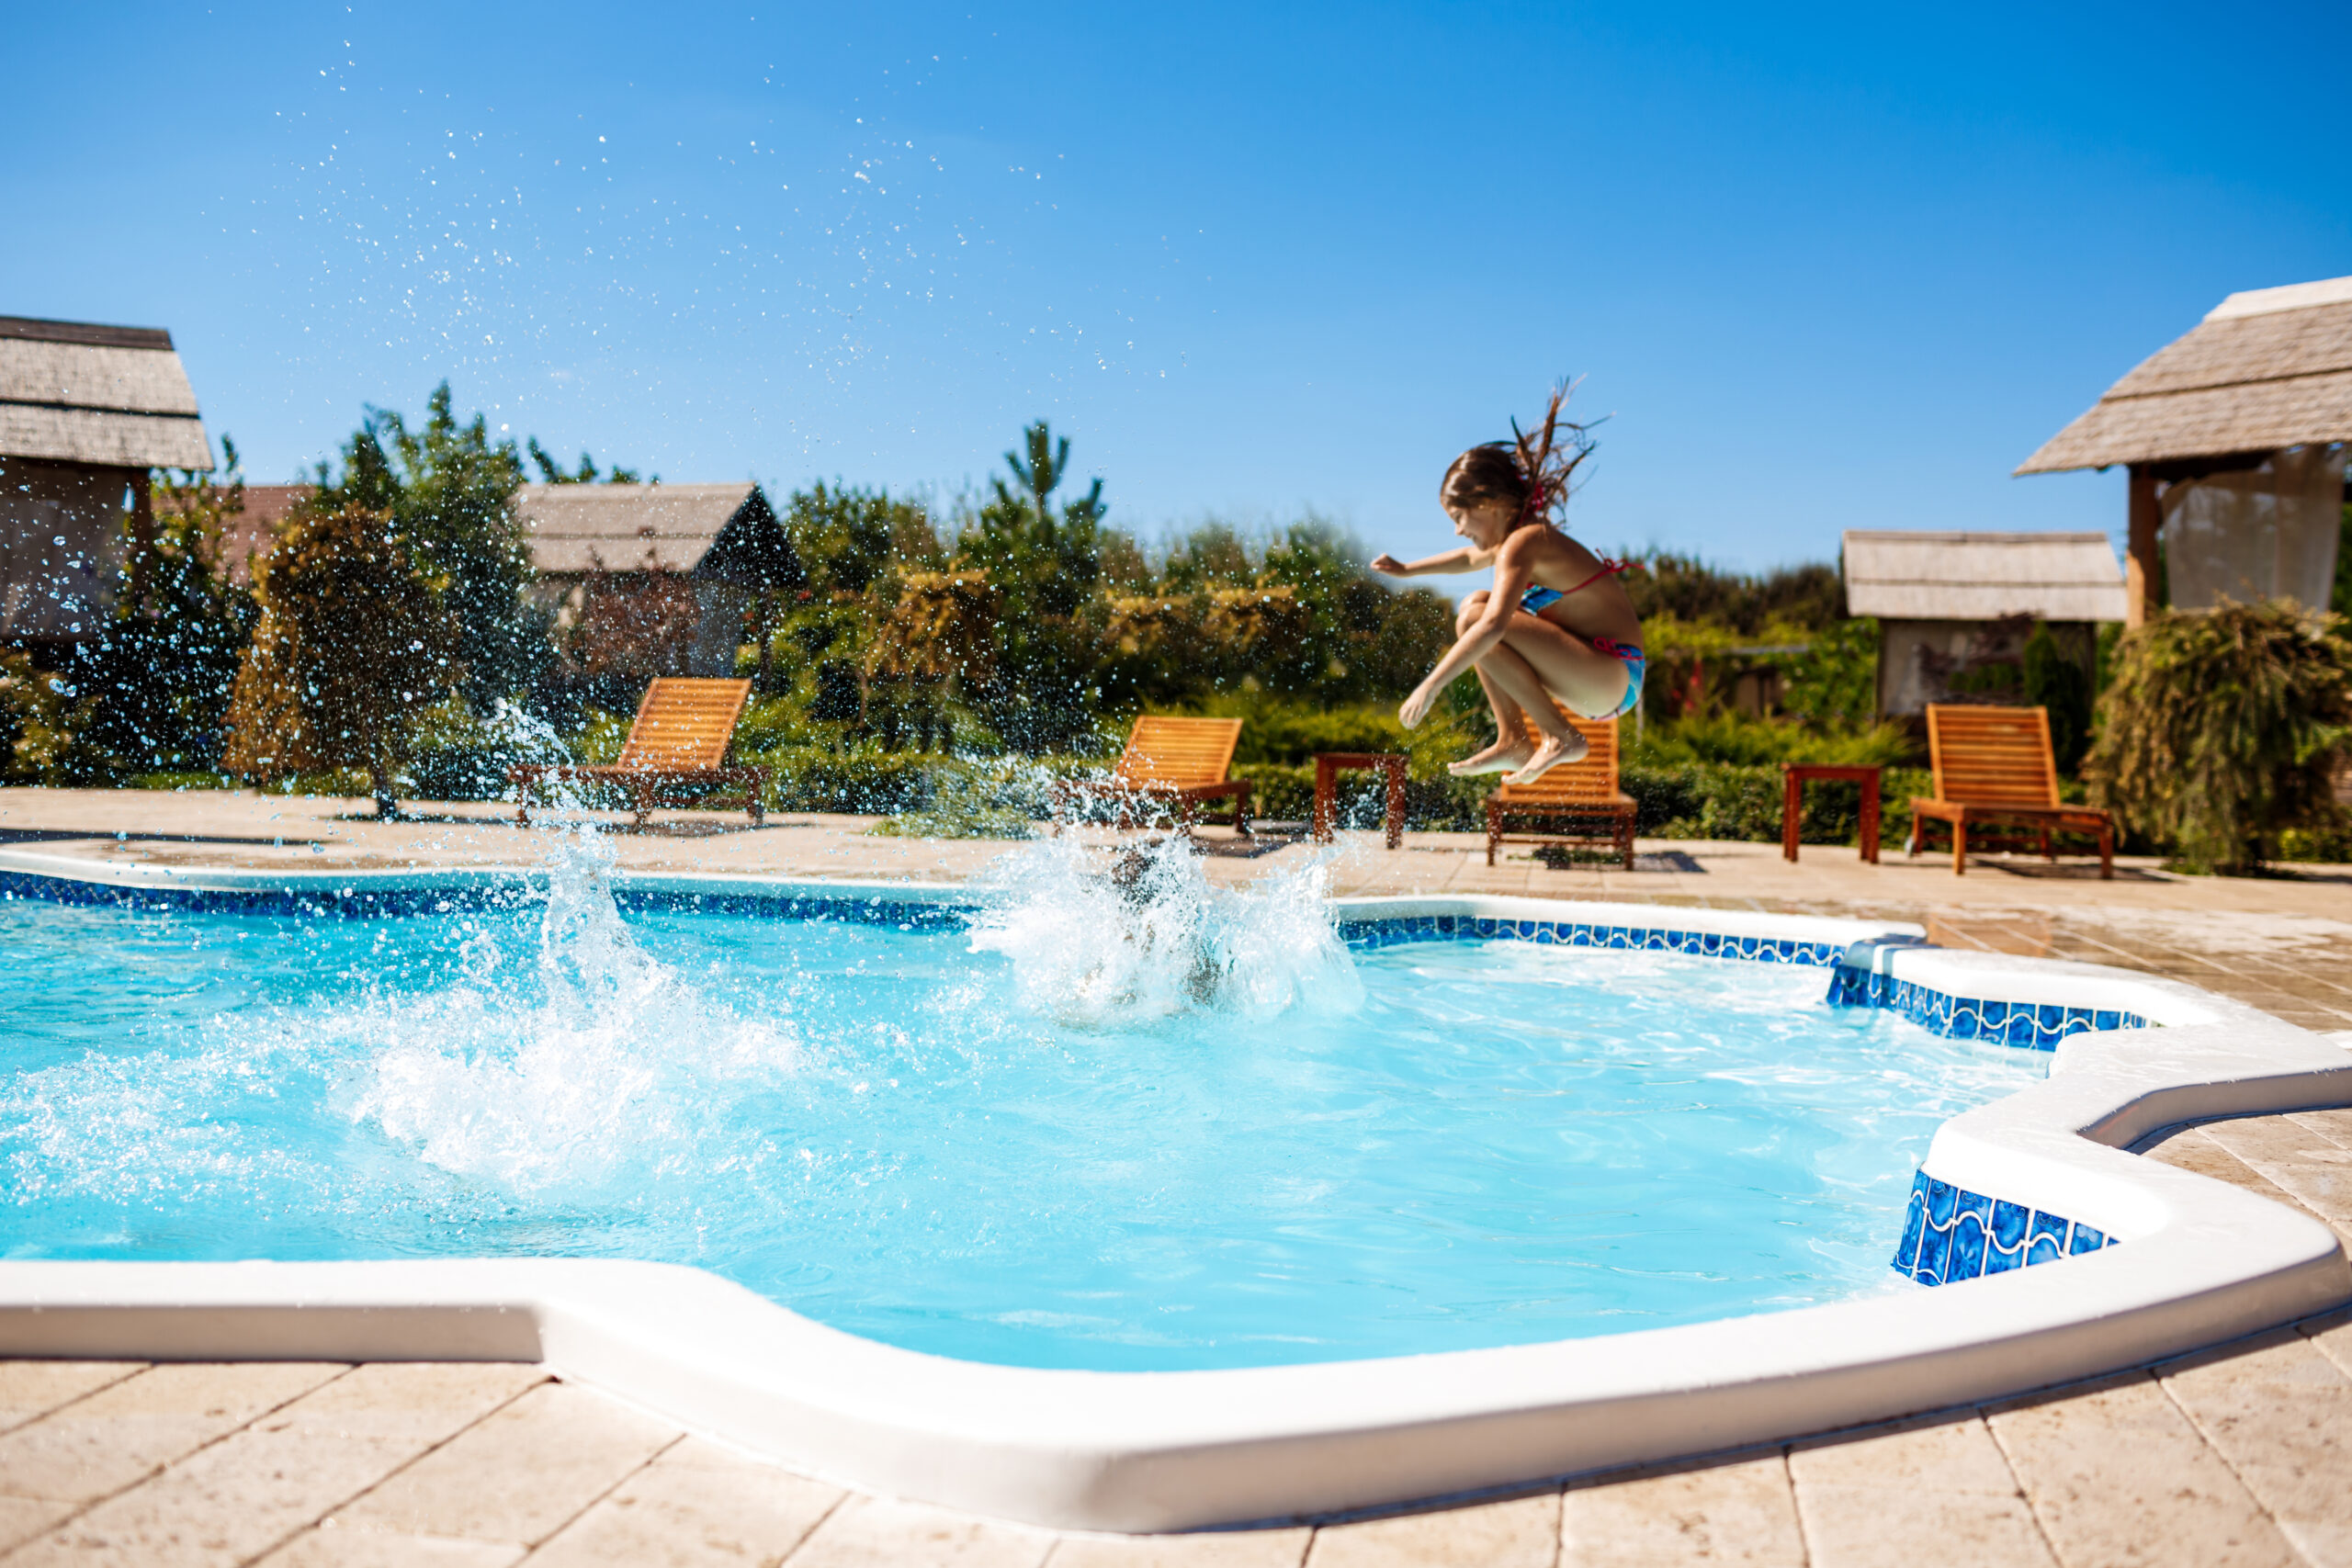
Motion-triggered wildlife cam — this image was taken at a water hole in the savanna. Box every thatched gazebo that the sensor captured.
[2017,275,2351,626]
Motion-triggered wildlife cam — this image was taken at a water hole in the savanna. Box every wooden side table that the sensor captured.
[1314,753,1408,849]
[1782,763,1883,863]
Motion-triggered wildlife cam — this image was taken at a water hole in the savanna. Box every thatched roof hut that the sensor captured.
[1,315,212,644]
[1842,531,2124,716]
[514,482,804,680]
[0,316,211,471]
[2016,276,2352,623]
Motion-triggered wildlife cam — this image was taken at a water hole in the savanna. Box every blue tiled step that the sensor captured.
[1894,1169,2116,1285]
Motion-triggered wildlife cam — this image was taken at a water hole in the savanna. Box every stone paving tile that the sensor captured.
[2304,1311,2352,1382]
[523,1437,842,1567]
[2159,1330,2352,1563]
[1786,1409,2052,1567]
[1986,1372,2299,1567]
[0,1500,76,1560]
[1788,1412,2017,1494]
[2138,1129,2313,1216]
[0,1370,142,1439]
[2292,1109,2352,1148]
[0,1364,549,1568]
[1562,1456,1801,1566]
[1306,1493,1557,1568]
[258,1526,526,1566]
[330,1382,677,1549]
[0,1361,345,1506]
[2199,1120,2352,1224]
[784,1495,1054,1568]
[1792,1484,2053,1568]
[1044,1526,1311,1566]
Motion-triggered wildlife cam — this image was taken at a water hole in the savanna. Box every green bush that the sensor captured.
[1626,710,1915,769]
[1618,763,1930,844]
[2086,604,2352,874]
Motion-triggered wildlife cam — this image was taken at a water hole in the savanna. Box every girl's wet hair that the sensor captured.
[1441,383,1600,527]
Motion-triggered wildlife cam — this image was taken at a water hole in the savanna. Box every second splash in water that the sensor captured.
[965,833,1364,1027]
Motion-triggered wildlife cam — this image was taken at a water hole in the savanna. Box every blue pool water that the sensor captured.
[0,836,2044,1371]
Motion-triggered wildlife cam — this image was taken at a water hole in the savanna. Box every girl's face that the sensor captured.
[1444,493,1519,550]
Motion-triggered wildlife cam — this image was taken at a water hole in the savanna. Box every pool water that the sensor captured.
[0,837,2044,1371]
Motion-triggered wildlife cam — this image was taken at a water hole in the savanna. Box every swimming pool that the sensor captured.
[0,839,2342,1531]
[0,836,2044,1371]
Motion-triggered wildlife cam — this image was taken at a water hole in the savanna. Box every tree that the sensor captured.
[527,437,649,486]
[785,482,940,596]
[2086,602,2351,874]
[308,384,539,711]
[78,447,260,774]
[953,421,1109,748]
[220,502,455,817]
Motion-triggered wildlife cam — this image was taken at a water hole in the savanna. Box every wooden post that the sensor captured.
[126,468,156,610]
[2125,464,2160,628]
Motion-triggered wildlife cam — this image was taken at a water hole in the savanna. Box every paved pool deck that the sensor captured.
[2,785,2350,1565]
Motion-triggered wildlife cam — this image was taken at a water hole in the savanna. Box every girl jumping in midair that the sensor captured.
[1373,385,1645,784]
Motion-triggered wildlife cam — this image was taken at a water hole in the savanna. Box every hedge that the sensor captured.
[387,743,1930,850]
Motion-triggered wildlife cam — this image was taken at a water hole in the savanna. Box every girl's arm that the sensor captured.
[1398,539,1537,728]
[1371,546,1487,577]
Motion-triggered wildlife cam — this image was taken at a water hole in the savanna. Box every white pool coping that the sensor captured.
[2,859,2347,1531]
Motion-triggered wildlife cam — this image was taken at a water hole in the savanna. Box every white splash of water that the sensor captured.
[348,821,797,1196]
[965,835,1363,1028]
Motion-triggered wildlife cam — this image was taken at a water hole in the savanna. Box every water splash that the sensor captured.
[347,820,798,1197]
[965,834,1363,1027]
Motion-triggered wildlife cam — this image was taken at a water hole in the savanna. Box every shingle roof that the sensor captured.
[2016,276,2352,474]
[1842,530,2128,622]
[0,315,212,468]
[514,482,797,583]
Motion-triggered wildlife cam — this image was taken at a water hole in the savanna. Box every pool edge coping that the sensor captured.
[0,857,2346,1531]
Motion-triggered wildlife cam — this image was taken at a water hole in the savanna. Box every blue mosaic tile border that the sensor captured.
[1335,914,1847,967]
[0,868,966,930]
[1825,967,2147,1051]
[612,888,967,930]
[1894,1169,2117,1285]
[0,868,488,919]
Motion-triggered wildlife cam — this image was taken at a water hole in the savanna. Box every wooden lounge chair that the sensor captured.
[1485,708,1636,869]
[1907,704,2112,878]
[511,677,770,828]
[1051,715,1252,837]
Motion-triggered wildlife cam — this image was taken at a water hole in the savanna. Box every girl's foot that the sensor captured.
[1448,739,1533,776]
[1504,729,1589,784]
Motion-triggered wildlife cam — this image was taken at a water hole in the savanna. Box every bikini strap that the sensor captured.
[1561,557,1632,596]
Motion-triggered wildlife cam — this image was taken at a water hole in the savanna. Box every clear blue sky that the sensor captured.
[7,1,2346,573]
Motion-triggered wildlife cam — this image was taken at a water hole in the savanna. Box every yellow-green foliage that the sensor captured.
[221,502,456,804]
[2086,603,2352,874]
[0,652,91,784]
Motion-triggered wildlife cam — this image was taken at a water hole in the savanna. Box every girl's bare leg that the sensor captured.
[1475,637,1590,776]
[1489,615,1636,783]
[1447,594,1536,775]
